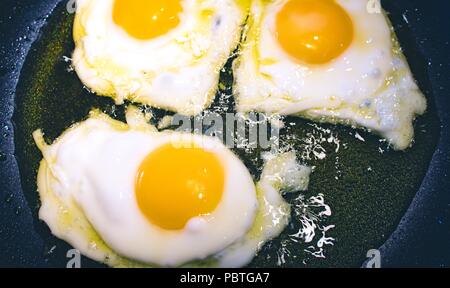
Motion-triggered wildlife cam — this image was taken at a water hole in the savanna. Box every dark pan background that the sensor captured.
[0,0,449,268]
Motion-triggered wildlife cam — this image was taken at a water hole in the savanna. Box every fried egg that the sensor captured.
[72,0,249,115]
[33,107,311,267]
[233,0,427,150]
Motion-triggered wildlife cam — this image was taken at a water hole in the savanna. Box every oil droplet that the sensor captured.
[47,245,57,255]
[3,124,10,137]
[0,151,6,162]
[4,193,13,203]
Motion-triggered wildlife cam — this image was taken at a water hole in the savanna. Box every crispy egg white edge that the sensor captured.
[217,151,312,267]
[72,0,250,115]
[33,107,311,268]
[232,0,427,150]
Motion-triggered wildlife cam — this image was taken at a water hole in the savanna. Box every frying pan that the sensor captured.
[1,0,449,268]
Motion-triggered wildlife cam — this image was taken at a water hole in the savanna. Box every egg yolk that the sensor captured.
[113,0,182,40]
[135,144,225,230]
[275,0,354,64]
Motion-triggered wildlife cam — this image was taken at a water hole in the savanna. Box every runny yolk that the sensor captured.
[275,0,354,64]
[113,0,182,40]
[135,144,225,230]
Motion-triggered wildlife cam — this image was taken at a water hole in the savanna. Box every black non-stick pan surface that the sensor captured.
[1,0,449,268]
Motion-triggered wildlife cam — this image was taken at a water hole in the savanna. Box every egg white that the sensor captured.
[233,0,427,150]
[73,0,249,115]
[33,107,311,267]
